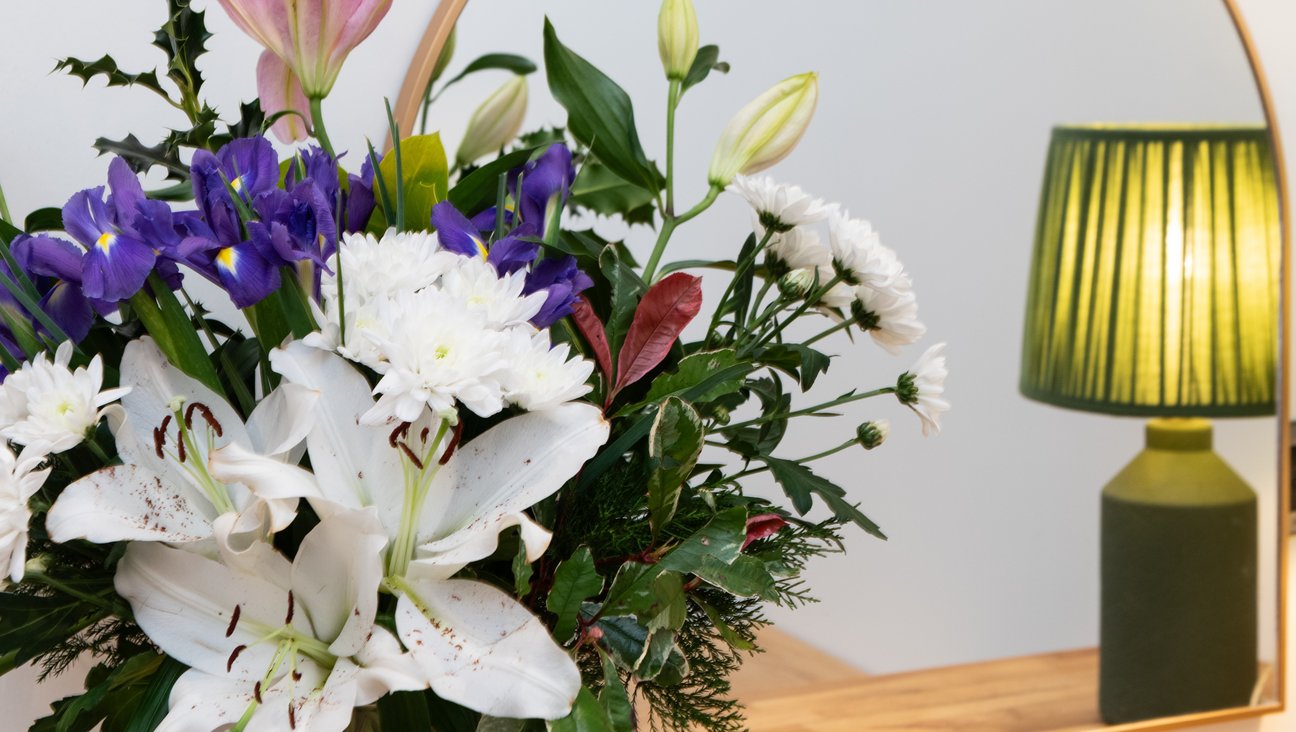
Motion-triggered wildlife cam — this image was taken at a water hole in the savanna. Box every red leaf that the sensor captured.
[569,296,613,379]
[612,272,703,398]
[743,514,788,550]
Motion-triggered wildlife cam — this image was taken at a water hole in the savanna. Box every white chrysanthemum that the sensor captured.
[898,343,949,436]
[362,290,512,424]
[828,210,912,294]
[500,330,595,412]
[326,229,456,302]
[439,257,546,328]
[852,285,926,354]
[729,174,832,233]
[767,226,830,272]
[0,443,51,583]
[0,341,130,455]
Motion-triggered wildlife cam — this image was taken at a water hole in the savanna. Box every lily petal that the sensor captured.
[291,508,386,657]
[207,442,317,532]
[120,337,250,449]
[409,511,550,582]
[115,541,292,680]
[395,578,581,720]
[46,465,213,544]
[269,343,405,528]
[413,404,608,568]
[246,383,318,456]
[257,50,312,144]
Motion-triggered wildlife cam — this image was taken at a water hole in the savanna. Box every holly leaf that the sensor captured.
[92,134,188,181]
[54,55,169,100]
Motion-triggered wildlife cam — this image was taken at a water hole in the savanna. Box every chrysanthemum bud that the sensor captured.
[456,76,529,166]
[896,371,920,406]
[658,0,699,81]
[856,420,889,450]
[23,554,48,577]
[778,268,815,297]
[708,72,819,186]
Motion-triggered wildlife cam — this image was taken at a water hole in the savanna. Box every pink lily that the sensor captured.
[218,0,392,99]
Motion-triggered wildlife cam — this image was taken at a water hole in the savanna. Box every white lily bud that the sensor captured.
[658,0,699,81]
[455,75,529,166]
[708,72,819,186]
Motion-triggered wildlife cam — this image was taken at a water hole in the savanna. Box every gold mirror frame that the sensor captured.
[394,1,1291,728]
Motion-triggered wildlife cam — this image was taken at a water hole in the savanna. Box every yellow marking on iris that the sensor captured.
[216,247,238,272]
[96,232,116,253]
[474,237,489,261]
[231,177,243,193]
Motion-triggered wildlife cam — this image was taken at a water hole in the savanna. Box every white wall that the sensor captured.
[0,0,1290,727]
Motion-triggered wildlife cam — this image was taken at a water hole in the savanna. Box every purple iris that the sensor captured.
[343,153,378,234]
[525,256,594,328]
[60,158,172,302]
[517,144,575,232]
[9,234,115,343]
[178,222,282,309]
[190,136,279,246]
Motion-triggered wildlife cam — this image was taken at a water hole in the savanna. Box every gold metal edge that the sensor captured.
[388,0,1293,728]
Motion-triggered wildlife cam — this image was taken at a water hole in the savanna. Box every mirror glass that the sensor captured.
[437,0,1282,727]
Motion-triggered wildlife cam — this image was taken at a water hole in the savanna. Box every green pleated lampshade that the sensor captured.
[1020,124,1280,417]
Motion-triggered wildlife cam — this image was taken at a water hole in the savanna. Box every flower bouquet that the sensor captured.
[0,0,948,730]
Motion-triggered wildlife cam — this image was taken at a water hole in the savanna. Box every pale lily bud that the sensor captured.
[857,420,890,450]
[658,0,699,81]
[456,76,529,166]
[431,27,457,84]
[708,72,819,186]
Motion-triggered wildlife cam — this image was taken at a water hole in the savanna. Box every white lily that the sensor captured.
[0,443,51,584]
[115,509,423,732]
[46,338,319,550]
[269,342,609,719]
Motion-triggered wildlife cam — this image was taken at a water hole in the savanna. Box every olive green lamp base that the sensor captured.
[1099,418,1257,724]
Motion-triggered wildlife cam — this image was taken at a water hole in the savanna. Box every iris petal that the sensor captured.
[215,242,281,308]
[81,233,157,302]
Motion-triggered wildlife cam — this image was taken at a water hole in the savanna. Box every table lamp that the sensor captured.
[1019,124,1280,723]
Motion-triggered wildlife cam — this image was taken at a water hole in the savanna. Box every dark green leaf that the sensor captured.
[153,0,213,96]
[765,457,885,538]
[639,349,745,408]
[598,653,634,732]
[54,55,168,99]
[548,687,615,732]
[658,506,747,575]
[598,247,645,363]
[543,19,663,192]
[426,691,481,732]
[681,45,729,93]
[130,276,224,396]
[23,208,64,233]
[439,53,537,92]
[694,554,777,599]
[654,642,691,687]
[378,690,432,730]
[647,397,704,536]
[658,258,737,276]
[759,343,832,390]
[635,630,677,681]
[571,162,656,226]
[448,146,537,215]
[726,234,758,332]
[593,613,650,672]
[603,564,685,632]
[93,134,188,181]
[547,547,604,642]
[121,657,185,732]
[512,539,535,598]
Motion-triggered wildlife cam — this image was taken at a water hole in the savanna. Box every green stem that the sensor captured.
[743,273,846,355]
[642,185,722,284]
[798,438,860,463]
[804,318,855,346]
[309,97,335,157]
[665,79,682,214]
[83,438,114,466]
[717,387,895,432]
[705,230,775,347]
[0,179,11,225]
[25,572,129,616]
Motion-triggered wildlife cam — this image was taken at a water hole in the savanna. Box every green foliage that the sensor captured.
[371,133,451,232]
[548,547,604,643]
[571,162,656,226]
[647,398,705,536]
[766,457,885,539]
[681,45,730,94]
[634,350,746,414]
[548,687,615,732]
[543,19,663,194]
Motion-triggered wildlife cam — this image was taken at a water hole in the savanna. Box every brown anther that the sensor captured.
[152,427,166,460]
[253,680,263,703]
[184,402,197,429]
[439,420,466,466]
[227,644,246,672]
[388,422,410,448]
[288,704,297,729]
[195,403,223,436]
[398,442,425,470]
[176,436,186,463]
[160,414,172,434]
[285,590,295,624]
[225,604,241,637]
[292,670,303,682]
[420,426,430,443]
